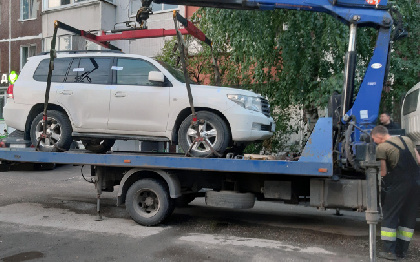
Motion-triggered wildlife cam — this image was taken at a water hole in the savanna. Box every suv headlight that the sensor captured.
[227,94,262,113]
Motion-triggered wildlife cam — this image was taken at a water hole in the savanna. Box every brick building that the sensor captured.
[0,0,42,132]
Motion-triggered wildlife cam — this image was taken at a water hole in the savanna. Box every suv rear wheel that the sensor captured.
[30,110,73,152]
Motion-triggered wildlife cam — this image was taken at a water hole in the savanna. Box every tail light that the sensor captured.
[7,84,13,99]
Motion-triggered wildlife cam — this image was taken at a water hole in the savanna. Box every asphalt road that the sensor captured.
[0,164,419,262]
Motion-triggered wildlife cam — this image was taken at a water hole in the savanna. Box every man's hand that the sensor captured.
[380,159,387,177]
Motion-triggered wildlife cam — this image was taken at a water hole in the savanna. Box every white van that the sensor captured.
[401,82,420,149]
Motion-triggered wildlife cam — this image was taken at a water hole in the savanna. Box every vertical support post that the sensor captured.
[365,167,379,262]
[361,143,380,262]
[95,166,104,221]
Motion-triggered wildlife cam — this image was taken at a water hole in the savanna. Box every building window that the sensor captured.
[58,35,71,51]
[20,45,37,70]
[130,0,178,15]
[0,92,6,120]
[43,35,73,52]
[130,0,141,16]
[152,2,178,12]
[21,0,37,20]
[44,0,113,9]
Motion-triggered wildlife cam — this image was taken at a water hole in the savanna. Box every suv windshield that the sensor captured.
[157,60,196,84]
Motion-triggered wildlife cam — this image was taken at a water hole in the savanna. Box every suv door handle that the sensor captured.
[58,90,73,95]
[114,91,126,97]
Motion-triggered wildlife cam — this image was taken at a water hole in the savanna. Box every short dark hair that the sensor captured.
[381,112,391,117]
[372,125,389,136]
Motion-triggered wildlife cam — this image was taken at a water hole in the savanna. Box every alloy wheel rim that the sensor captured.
[186,120,218,153]
[35,117,62,148]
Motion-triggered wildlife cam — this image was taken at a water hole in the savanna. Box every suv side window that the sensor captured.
[33,58,73,83]
[116,58,161,86]
[68,57,112,84]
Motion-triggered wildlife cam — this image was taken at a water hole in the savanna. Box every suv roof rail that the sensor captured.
[37,50,124,55]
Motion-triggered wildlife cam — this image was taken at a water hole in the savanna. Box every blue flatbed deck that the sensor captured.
[0,148,332,177]
[0,119,333,177]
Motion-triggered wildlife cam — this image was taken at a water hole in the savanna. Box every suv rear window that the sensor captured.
[33,57,113,84]
[33,58,73,83]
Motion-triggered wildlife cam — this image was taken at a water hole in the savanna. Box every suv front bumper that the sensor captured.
[224,107,275,141]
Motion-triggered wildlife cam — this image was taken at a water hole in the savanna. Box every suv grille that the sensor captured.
[261,98,271,118]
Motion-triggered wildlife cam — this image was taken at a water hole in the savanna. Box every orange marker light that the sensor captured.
[124,160,131,163]
[318,168,328,173]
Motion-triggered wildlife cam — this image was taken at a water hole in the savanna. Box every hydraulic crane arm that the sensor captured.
[152,0,392,27]
[143,0,399,132]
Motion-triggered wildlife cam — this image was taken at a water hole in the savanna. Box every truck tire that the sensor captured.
[205,190,255,209]
[126,178,174,226]
[30,110,73,152]
[82,139,115,153]
[178,111,230,157]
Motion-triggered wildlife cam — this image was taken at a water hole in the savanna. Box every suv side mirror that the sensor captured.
[149,71,165,83]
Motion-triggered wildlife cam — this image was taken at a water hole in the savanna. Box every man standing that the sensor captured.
[371,125,420,260]
[379,113,400,130]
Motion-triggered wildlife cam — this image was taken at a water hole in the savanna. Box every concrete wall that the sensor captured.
[42,1,115,38]
[114,0,187,57]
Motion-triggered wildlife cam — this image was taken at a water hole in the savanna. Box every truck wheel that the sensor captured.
[82,139,115,153]
[205,191,255,209]
[126,179,174,226]
[178,111,230,157]
[30,110,73,152]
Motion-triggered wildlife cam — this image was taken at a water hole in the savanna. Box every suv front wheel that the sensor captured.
[178,111,230,157]
[30,110,73,152]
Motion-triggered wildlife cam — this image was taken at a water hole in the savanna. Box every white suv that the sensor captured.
[4,52,274,157]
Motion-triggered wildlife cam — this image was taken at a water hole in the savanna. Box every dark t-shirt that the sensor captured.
[381,121,400,130]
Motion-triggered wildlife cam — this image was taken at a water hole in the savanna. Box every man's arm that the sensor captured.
[380,159,387,177]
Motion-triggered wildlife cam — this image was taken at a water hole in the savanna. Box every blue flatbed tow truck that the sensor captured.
[0,0,407,260]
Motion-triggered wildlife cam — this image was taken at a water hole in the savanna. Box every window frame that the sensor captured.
[20,0,37,21]
[20,45,37,70]
[151,3,179,13]
[43,0,114,11]
[129,0,179,17]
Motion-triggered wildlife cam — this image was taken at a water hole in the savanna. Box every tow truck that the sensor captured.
[0,1,405,260]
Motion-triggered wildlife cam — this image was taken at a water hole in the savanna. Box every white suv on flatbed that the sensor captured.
[4,51,274,157]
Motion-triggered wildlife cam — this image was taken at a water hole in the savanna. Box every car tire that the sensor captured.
[30,110,73,152]
[126,178,174,226]
[178,111,230,157]
[205,190,255,209]
[82,139,115,153]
